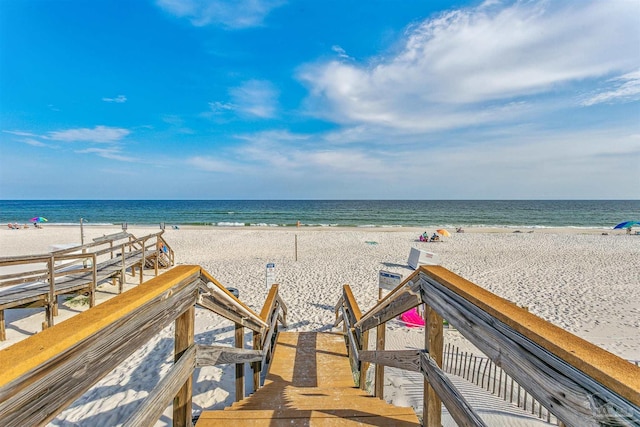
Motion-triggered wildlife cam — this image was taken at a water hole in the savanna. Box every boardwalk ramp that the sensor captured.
[196,331,419,426]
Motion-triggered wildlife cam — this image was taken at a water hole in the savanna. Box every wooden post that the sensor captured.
[374,322,386,398]
[120,243,126,293]
[46,256,55,327]
[295,234,298,261]
[140,239,146,285]
[253,331,262,392]
[235,323,245,401]
[154,238,159,276]
[0,310,5,341]
[423,303,443,427]
[174,305,194,427]
[359,330,370,390]
[90,254,97,307]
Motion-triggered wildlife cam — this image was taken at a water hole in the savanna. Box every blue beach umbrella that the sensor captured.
[31,216,48,223]
[613,221,640,229]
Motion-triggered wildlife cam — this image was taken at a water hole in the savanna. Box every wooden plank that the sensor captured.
[260,284,279,321]
[342,285,362,321]
[253,331,262,391]
[276,295,288,325]
[235,323,245,402]
[122,345,196,427]
[341,307,359,370]
[260,303,280,366]
[174,305,195,427]
[197,409,419,426]
[196,346,262,367]
[359,328,370,391]
[0,266,202,427]
[199,332,420,426]
[359,350,421,372]
[419,272,640,425]
[355,280,422,333]
[375,322,385,398]
[198,292,264,333]
[198,281,266,331]
[420,352,488,427]
[0,311,4,341]
[200,270,263,322]
[424,304,443,427]
[92,231,130,243]
[420,266,640,406]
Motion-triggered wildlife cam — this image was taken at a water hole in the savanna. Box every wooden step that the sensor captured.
[196,332,419,426]
[198,408,419,426]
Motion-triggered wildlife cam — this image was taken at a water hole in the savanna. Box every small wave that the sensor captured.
[216,222,246,227]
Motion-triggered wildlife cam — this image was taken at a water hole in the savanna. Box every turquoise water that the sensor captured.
[0,200,637,228]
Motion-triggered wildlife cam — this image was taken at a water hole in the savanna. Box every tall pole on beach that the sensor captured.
[80,218,84,245]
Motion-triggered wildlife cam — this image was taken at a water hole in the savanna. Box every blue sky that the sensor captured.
[1,0,638,200]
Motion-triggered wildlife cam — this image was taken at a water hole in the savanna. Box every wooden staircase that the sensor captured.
[145,252,171,268]
[196,331,419,426]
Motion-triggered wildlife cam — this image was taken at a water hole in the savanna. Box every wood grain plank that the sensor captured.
[420,352,488,427]
[122,345,196,427]
[420,266,640,406]
[0,266,202,427]
[196,345,262,367]
[419,272,640,426]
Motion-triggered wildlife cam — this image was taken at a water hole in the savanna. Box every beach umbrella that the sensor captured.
[436,229,451,237]
[31,217,48,223]
[613,221,640,229]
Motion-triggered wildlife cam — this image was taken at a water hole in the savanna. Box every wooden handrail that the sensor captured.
[419,265,640,409]
[260,284,280,321]
[339,265,640,427]
[0,266,202,427]
[199,269,266,329]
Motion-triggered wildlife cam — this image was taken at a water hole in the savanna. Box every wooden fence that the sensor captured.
[335,265,640,427]
[0,265,287,426]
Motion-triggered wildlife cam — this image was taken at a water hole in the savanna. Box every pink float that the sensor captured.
[400,307,425,327]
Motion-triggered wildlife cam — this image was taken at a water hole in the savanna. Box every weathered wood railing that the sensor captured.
[335,265,640,427]
[0,265,287,426]
[0,231,174,340]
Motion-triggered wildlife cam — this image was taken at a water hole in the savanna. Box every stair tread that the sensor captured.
[196,332,419,426]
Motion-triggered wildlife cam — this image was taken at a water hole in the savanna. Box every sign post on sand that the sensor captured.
[378,270,403,300]
[266,263,276,289]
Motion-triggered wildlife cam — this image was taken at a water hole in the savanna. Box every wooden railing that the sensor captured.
[0,265,287,427]
[335,265,640,427]
[0,231,174,340]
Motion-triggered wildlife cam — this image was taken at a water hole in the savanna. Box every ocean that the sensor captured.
[0,200,637,229]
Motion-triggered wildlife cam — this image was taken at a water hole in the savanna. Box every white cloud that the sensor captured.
[299,0,640,132]
[76,147,136,162]
[582,70,640,106]
[22,138,48,147]
[156,0,284,29]
[229,80,279,118]
[48,126,130,143]
[3,130,39,137]
[331,45,350,60]
[102,95,127,103]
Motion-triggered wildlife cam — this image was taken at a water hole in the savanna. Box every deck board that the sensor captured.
[196,332,419,426]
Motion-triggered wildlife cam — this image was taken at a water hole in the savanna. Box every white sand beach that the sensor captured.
[1,225,638,426]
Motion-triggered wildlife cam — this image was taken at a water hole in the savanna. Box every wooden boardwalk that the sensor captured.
[0,231,173,340]
[196,331,419,426]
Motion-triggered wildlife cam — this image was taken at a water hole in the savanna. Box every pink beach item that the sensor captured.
[400,307,425,327]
